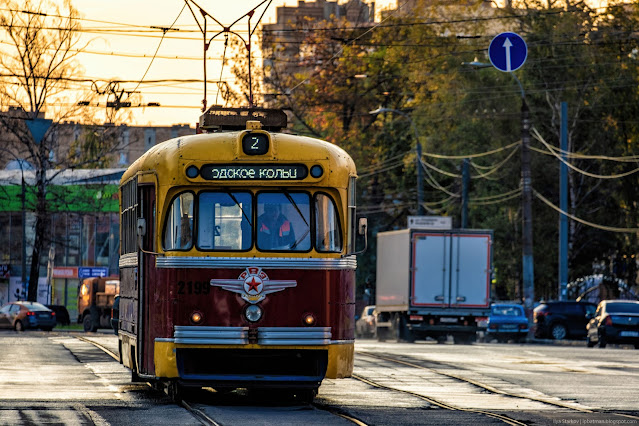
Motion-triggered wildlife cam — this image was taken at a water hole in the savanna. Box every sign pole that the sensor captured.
[488,32,535,325]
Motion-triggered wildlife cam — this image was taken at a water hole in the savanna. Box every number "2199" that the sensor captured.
[177,281,210,295]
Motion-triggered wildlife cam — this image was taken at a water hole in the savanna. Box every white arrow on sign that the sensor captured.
[503,37,513,72]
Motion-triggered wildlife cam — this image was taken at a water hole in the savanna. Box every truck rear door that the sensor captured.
[412,233,450,307]
[450,233,491,308]
[411,231,491,308]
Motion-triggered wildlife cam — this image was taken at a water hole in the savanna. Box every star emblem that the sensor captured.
[210,267,297,304]
[245,276,262,293]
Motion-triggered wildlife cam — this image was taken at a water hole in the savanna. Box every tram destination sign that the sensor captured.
[200,164,308,180]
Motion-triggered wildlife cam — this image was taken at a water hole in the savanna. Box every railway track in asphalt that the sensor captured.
[78,335,367,426]
[355,351,639,424]
[79,335,639,425]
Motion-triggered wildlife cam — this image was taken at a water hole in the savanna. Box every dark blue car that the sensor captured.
[486,303,529,343]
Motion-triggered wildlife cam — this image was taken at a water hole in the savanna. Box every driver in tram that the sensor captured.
[257,203,296,249]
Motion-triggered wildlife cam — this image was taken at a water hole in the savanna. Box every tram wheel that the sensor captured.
[167,381,187,403]
[293,388,317,404]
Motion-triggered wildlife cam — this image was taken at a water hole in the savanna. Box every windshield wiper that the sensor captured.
[281,188,309,229]
[223,189,252,226]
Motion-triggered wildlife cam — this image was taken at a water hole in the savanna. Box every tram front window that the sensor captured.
[315,193,342,252]
[257,192,311,251]
[163,192,194,250]
[198,192,252,251]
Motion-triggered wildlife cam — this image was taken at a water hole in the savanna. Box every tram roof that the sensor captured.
[121,130,357,187]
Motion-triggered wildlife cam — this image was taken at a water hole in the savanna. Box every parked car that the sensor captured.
[111,295,120,335]
[533,301,597,340]
[355,305,376,338]
[587,300,639,349]
[0,301,57,331]
[46,305,71,326]
[486,303,528,343]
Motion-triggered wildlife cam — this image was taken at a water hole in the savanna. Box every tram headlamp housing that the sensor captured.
[190,311,203,324]
[186,165,199,178]
[310,165,323,178]
[303,313,316,326]
[244,305,263,322]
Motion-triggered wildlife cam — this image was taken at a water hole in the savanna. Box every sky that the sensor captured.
[70,0,396,127]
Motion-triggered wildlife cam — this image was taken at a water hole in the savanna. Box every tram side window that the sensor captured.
[198,192,252,251]
[257,192,311,251]
[163,192,194,250]
[315,193,342,253]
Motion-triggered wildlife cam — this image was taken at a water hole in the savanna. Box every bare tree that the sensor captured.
[0,0,125,301]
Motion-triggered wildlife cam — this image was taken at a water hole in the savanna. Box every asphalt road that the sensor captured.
[1,330,638,425]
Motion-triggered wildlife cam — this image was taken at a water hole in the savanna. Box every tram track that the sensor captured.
[356,351,639,423]
[76,335,120,362]
[77,335,367,425]
[76,335,639,425]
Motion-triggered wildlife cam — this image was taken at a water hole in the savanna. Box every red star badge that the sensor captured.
[246,277,261,293]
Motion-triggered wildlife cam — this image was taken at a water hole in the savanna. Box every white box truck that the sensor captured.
[375,229,492,344]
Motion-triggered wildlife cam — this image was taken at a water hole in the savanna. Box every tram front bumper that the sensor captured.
[154,326,353,386]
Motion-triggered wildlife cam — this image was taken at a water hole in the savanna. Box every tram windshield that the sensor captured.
[162,190,342,252]
[198,191,252,250]
[256,192,311,251]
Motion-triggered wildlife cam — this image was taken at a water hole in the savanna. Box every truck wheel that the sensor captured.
[393,314,415,343]
[83,315,98,332]
[453,334,474,345]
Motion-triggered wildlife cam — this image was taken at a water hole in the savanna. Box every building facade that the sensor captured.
[0,115,195,319]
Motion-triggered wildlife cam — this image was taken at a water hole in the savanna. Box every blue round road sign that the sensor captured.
[488,32,527,72]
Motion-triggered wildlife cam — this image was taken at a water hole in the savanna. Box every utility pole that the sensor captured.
[521,100,535,313]
[416,140,425,215]
[461,158,470,228]
[21,167,26,301]
[559,102,568,300]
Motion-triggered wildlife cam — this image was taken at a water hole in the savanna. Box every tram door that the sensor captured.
[138,184,156,376]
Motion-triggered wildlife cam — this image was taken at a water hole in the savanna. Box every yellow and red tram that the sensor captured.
[117,108,365,400]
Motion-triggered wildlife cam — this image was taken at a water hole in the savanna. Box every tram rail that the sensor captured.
[78,335,639,425]
[356,351,639,423]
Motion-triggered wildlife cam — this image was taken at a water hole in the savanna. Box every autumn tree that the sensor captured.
[0,0,127,301]
[241,0,639,301]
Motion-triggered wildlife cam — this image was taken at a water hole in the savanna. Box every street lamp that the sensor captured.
[462,59,535,312]
[369,108,425,216]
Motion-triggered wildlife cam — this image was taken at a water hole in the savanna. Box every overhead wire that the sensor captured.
[470,188,522,206]
[533,189,639,233]
[420,159,459,197]
[130,4,187,95]
[423,140,521,160]
[357,151,411,173]
[469,143,520,180]
[531,127,639,179]
[358,161,405,178]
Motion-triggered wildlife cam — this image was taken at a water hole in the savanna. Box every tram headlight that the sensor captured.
[244,305,263,322]
[303,313,316,326]
[310,165,323,178]
[190,311,204,324]
[186,165,199,178]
